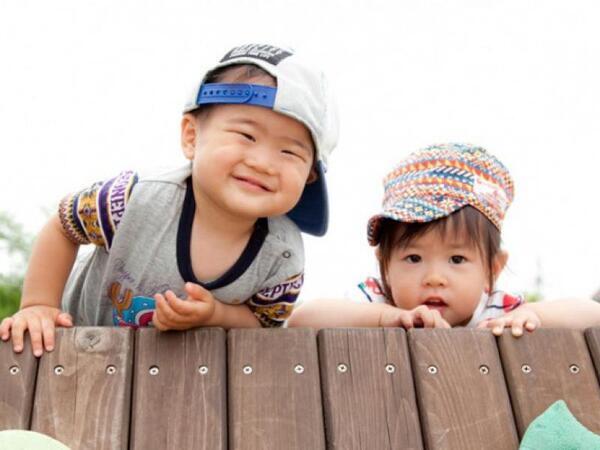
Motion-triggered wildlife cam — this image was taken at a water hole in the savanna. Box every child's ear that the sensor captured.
[181,113,198,160]
[375,246,383,263]
[305,168,318,184]
[492,250,509,282]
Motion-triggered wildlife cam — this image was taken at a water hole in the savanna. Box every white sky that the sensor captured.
[1,0,599,303]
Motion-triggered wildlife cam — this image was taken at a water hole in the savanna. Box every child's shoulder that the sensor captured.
[135,163,192,188]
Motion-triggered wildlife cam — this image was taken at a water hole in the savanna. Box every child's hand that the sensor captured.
[0,305,73,356]
[477,304,541,337]
[153,282,219,331]
[380,304,451,329]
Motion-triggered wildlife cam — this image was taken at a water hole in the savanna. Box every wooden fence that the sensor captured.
[2,327,600,449]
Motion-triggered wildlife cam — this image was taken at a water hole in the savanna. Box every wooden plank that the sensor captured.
[409,328,518,450]
[130,328,226,450]
[318,328,422,450]
[228,328,325,450]
[31,327,133,449]
[585,327,600,380]
[499,328,600,435]
[0,335,38,430]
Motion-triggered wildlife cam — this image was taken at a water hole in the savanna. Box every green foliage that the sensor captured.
[0,212,32,320]
[524,291,542,303]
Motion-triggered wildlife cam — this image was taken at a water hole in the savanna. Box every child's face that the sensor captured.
[181,103,315,222]
[384,226,504,326]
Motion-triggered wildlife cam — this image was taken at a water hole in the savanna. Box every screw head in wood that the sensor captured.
[337,363,348,373]
[198,365,209,375]
[106,365,117,375]
[54,365,64,375]
[9,365,20,375]
[569,364,580,374]
[294,364,304,374]
[385,364,395,374]
[427,365,438,375]
[479,365,489,375]
[243,365,253,375]
[521,364,532,374]
[149,365,160,376]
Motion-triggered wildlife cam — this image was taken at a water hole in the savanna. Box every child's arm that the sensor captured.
[478,298,600,336]
[0,214,77,355]
[287,298,451,329]
[153,282,261,330]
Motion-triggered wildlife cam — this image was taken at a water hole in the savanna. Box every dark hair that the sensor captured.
[191,64,276,119]
[377,206,502,300]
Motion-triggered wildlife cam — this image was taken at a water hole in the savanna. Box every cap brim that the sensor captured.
[367,196,469,246]
[287,161,328,236]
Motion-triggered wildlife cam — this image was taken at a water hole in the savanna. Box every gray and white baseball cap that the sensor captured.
[183,43,339,236]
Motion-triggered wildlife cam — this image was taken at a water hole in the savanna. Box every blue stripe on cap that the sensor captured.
[196,83,276,108]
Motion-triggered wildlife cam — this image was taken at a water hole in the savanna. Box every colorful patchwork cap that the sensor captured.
[367,143,514,246]
[183,43,339,237]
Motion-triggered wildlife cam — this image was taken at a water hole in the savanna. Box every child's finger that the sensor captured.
[27,317,45,357]
[524,320,537,331]
[164,291,196,316]
[489,318,508,336]
[185,282,211,302]
[56,312,73,328]
[151,308,168,331]
[0,317,13,340]
[41,317,56,352]
[157,293,186,326]
[10,316,28,353]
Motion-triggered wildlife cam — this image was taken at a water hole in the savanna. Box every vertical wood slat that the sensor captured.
[585,327,600,381]
[499,328,600,436]
[409,329,518,450]
[31,327,133,450]
[228,328,325,450]
[0,336,38,430]
[318,328,422,450]
[130,328,226,450]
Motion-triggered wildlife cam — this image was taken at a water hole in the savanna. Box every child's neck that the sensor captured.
[190,193,258,283]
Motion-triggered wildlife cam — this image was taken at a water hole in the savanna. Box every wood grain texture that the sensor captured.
[318,328,422,450]
[0,336,38,430]
[585,327,600,381]
[409,328,518,450]
[499,328,600,436]
[31,327,133,450]
[130,328,226,450]
[228,328,325,450]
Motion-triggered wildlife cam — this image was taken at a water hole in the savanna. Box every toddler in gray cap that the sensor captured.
[1,43,339,356]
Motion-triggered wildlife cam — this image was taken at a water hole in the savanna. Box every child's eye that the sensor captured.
[281,149,305,161]
[235,131,255,142]
[450,255,466,264]
[404,254,421,263]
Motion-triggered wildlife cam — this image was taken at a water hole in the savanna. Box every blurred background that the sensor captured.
[1,0,600,317]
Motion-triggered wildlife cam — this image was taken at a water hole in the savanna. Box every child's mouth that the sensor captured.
[234,175,272,192]
[423,298,447,310]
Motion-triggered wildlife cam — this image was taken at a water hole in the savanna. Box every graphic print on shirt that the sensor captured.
[108,282,155,328]
[248,273,304,327]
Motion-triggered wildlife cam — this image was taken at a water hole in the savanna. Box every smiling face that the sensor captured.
[378,207,507,326]
[181,103,315,223]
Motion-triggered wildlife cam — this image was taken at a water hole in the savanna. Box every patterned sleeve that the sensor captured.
[345,276,388,304]
[247,273,304,328]
[470,290,525,325]
[58,171,138,250]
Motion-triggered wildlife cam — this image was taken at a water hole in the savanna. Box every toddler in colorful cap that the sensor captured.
[1,43,340,358]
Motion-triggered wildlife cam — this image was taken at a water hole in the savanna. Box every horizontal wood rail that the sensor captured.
[2,327,600,449]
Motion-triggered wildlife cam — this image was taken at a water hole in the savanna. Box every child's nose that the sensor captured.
[245,147,276,174]
[422,267,448,287]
